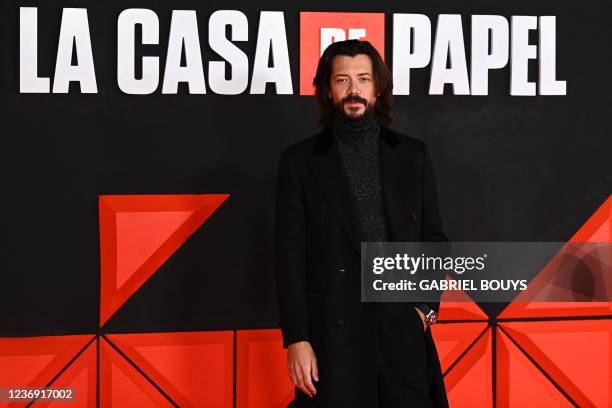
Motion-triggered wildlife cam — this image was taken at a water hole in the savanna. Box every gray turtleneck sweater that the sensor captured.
[331,108,389,243]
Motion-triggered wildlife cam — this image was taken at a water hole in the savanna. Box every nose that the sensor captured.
[349,85,360,95]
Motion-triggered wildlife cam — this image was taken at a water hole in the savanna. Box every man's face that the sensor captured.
[327,53,379,120]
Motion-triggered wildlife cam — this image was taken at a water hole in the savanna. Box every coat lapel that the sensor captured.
[307,126,362,253]
[379,126,419,242]
[306,125,419,253]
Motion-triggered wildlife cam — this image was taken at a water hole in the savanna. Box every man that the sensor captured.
[275,39,449,407]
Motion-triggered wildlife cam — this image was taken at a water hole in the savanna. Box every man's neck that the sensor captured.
[331,107,379,139]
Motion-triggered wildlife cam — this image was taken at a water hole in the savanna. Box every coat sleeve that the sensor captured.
[420,142,448,314]
[274,147,310,348]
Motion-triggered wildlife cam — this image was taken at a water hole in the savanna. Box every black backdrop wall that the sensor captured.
[2,0,610,338]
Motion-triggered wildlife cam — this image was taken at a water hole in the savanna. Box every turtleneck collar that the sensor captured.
[331,106,380,140]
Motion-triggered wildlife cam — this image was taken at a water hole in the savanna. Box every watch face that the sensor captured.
[426,311,437,324]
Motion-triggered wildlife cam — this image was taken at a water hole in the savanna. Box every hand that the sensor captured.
[414,307,428,332]
[287,341,319,397]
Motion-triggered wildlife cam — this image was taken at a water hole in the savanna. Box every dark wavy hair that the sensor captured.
[313,39,393,127]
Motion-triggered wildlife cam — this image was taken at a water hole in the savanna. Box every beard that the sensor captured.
[334,95,374,121]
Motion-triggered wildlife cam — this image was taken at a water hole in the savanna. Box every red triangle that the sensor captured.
[496,329,572,407]
[115,210,193,289]
[0,334,94,393]
[437,275,489,321]
[499,320,611,407]
[499,196,612,319]
[430,322,488,373]
[32,339,97,407]
[438,295,488,322]
[99,194,229,326]
[498,301,612,319]
[99,337,173,407]
[588,219,610,242]
[444,328,493,408]
[235,329,294,408]
[570,195,611,243]
[106,331,234,407]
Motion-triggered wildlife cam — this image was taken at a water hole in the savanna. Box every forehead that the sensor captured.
[330,54,374,76]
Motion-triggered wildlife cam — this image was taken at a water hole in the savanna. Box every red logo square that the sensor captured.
[299,12,385,95]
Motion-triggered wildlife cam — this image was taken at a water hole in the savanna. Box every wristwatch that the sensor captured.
[415,303,438,325]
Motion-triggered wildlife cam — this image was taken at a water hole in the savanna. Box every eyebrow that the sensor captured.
[333,73,372,78]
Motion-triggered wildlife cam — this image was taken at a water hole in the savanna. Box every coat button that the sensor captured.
[315,217,326,225]
[410,212,417,220]
[336,320,346,329]
[337,267,347,277]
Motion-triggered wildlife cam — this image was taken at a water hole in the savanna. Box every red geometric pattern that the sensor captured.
[443,328,493,407]
[32,339,98,407]
[436,195,611,407]
[100,337,172,407]
[0,335,94,408]
[496,329,572,407]
[236,329,294,408]
[494,195,611,406]
[1,194,609,407]
[437,283,490,321]
[105,331,234,407]
[98,194,229,326]
[499,195,611,319]
[430,322,488,374]
[499,320,611,407]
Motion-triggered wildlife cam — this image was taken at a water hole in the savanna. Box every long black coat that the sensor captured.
[275,124,449,407]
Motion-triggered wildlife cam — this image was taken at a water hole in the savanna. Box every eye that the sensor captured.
[336,78,347,84]
[360,77,371,82]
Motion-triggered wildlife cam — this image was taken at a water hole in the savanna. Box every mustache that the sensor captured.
[341,95,368,106]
